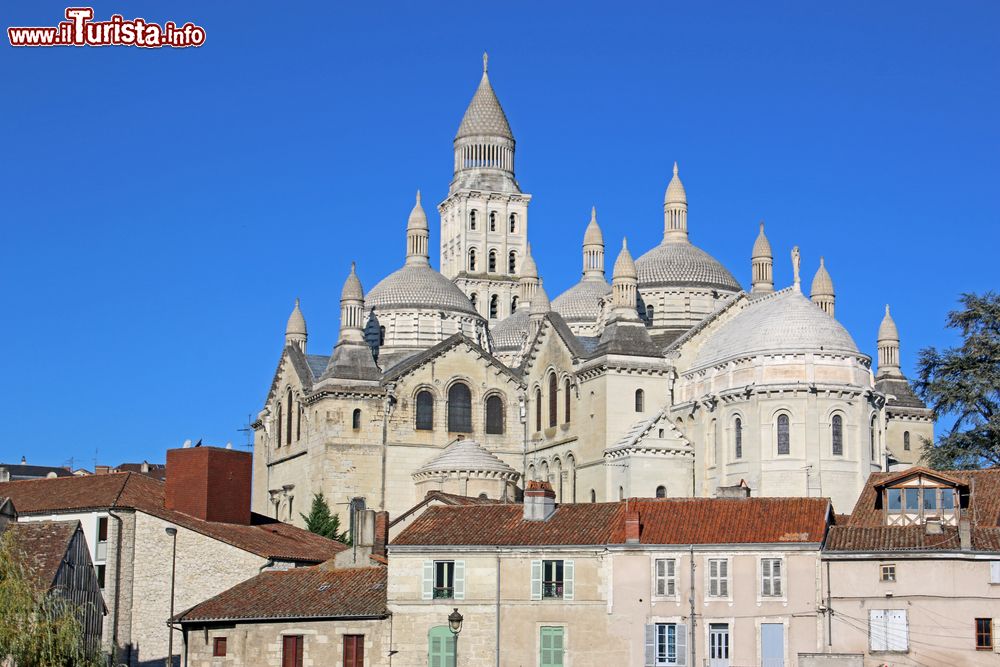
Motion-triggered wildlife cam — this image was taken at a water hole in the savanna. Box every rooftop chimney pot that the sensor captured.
[523,480,557,521]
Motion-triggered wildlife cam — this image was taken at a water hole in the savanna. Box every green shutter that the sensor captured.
[540,626,564,667]
[429,626,455,667]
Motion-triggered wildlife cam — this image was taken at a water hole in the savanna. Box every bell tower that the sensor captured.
[439,54,532,324]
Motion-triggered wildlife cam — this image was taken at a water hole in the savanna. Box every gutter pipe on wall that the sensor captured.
[496,548,501,667]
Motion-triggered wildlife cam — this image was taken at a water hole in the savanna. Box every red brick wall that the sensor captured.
[165,447,252,524]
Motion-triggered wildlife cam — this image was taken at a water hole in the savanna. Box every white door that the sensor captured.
[709,623,730,667]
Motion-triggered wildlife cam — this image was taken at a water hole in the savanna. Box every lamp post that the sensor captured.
[447,607,463,667]
[165,526,178,667]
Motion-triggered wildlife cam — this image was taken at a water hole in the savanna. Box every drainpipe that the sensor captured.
[825,560,832,647]
[689,545,696,667]
[379,385,396,510]
[495,548,502,667]
[107,509,125,665]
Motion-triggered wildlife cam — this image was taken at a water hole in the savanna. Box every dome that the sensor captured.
[613,239,637,279]
[878,305,899,342]
[692,289,860,369]
[490,307,530,351]
[341,262,364,301]
[416,439,518,476]
[752,222,772,258]
[552,279,611,323]
[286,298,307,336]
[810,257,834,297]
[455,69,513,141]
[635,242,741,291]
[583,207,603,246]
[365,266,480,317]
[664,162,686,204]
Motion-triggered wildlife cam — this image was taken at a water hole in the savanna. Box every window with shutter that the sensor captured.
[655,558,676,597]
[213,637,227,657]
[428,626,455,667]
[282,635,304,667]
[433,560,455,599]
[422,560,434,600]
[708,558,729,598]
[541,559,565,599]
[530,559,543,600]
[539,626,565,667]
[343,635,364,667]
[870,609,908,652]
[761,558,783,597]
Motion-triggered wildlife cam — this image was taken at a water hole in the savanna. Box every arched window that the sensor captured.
[903,431,911,451]
[489,211,496,231]
[508,251,517,274]
[488,250,497,273]
[564,378,571,424]
[646,305,654,322]
[489,294,498,319]
[870,416,878,461]
[535,387,542,432]
[415,391,434,430]
[470,293,478,309]
[832,414,843,456]
[635,389,645,413]
[734,417,743,459]
[469,248,477,272]
[509,213,517,233]
[590,489,596,503]
[777,414,790,455]
[448,383,472,433]
[510,295,518,312]
[469,210,477,230]
[619,486,625,501]
[656,485,667,498]
[286,389,293,445]
[379,326,386,346]
[485,395,504,434]
[548,373,558,428]
[276,404,282,447]
[352,408,361,430]
[296,402,302,442]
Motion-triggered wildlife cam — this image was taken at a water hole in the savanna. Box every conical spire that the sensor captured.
[341,262,364,301]
[405,190,430,266]
[285,298,307,351]
[518,243,539,307]
[338,263,365,343]
[455,54,513,141]
[612,238,637,279]
[751,222,774,294]
[877,305,902,378]
[582,206,605,278]
[612,239,639,315]
[810,257,835,316]
[663,162,689,243]
[322,263,380,384]
[529,279,551,317]
[521,242,538,278]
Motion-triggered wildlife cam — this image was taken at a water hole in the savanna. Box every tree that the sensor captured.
[915,291,1000,469]
[0,530,103,667]
[300,492,349,544]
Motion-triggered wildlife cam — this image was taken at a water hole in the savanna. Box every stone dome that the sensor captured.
[552,279,611,323]
[490,308,530,351]
[366,266,481,317]
[692,288,861,369]
[635,242,741,291]
[416,439,518,476]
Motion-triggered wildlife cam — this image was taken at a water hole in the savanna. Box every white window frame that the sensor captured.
[880,563,897,583]
[422,559,464,601]
[653,557,678,599]
[645,617,687,666]
[759,557,784,599]
[705,557,731,600]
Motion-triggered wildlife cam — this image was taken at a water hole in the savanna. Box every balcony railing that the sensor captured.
[542,582,563,599]
[433,587,454,599]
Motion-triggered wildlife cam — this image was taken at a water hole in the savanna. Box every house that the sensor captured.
[824,467,1000,665]
[175,564,389,666]
[0,458,73,481]
[387,480,832,666]
[0,445,347,667]
[1,507,105,656]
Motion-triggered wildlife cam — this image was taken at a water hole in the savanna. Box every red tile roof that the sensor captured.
[5,520,79,591]
[392,497,830,547]
[826,525,1000,552]
[175,566,387,623]
[0,473,345,563]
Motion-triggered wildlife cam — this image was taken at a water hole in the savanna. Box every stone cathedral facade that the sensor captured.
[251,58,933,524]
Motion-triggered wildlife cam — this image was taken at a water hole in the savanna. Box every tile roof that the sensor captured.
[5,520,79,591]
[874,376,930,410]
[0,473,345,563]
[0,464,73,480]
[829,468,1000,553]
[175,565,387,623]
[392,497,830,547]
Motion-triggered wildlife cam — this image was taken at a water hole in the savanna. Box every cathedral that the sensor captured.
[251,57,933,524]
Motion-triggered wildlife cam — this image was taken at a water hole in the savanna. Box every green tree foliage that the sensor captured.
[915,291,1000,469]
[0,530,103,667]
[300,492,350,544]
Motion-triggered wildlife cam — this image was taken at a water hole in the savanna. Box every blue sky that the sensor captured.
[1,1,997,468]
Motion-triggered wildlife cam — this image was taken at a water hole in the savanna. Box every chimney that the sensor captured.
[715,481,751,499]
[165,446,252,525]
[959,519,972,551]
[925,519,943,535]
[523,480,557,521]
[625,510,640,544]
[374,510,389,558]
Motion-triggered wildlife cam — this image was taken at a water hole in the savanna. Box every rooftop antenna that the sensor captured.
[237,413,255,450]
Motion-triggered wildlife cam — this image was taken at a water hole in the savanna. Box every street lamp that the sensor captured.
[448,608,463,667]
[165,526,178,667]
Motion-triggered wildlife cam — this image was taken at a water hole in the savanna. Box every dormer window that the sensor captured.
[882,470,962,526]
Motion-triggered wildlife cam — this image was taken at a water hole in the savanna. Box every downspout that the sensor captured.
[689,545,696,667]
[107,509,124,665]
[495,548,502,667]
[825,559,832,647]
[379,385,396,510]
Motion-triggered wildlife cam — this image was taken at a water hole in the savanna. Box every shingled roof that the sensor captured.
[0,473,345,563]
[4,520,80,591]
[175,566,387,624]
[392,497,831,547]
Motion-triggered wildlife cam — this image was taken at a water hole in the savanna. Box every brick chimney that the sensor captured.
[165,446,252,525]
[373,510,389,558]
[523,480,557,521]
[959,519,972,551]
[625,510,640,544]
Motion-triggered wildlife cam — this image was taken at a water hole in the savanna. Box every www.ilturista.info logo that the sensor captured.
[8,7,205,48]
